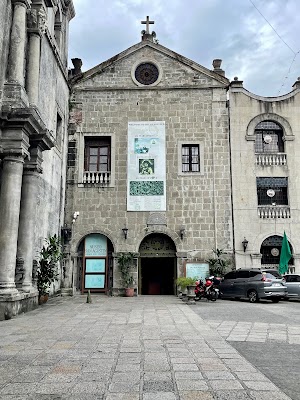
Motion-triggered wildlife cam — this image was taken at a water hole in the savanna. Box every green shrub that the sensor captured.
[37,235,62,296]
[176,276,197,290]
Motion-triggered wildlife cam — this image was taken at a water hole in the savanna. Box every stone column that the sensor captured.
[17,165,40,292]
[8,0,31,84]
[26,33,41,105]
[16,135,53,293]
[0,155,25,294]
[26,4,47,105]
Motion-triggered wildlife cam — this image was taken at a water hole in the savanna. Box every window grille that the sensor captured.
[255,121,284,153]
[260,235,293,265]
[182,144,200,172]
[256,177,288,205]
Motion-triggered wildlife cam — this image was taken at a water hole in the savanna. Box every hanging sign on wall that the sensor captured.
[127,121,166,211]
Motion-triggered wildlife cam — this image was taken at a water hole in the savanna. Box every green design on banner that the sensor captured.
[130,181,164,196]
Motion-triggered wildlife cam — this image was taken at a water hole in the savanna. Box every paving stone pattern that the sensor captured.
[207,320,300,344]
[0,296,292,400]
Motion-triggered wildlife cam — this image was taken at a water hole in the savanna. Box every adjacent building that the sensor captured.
[229,78,300,272]
[0,0,75,319]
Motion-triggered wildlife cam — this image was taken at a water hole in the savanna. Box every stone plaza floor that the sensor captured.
[0,295,292,400]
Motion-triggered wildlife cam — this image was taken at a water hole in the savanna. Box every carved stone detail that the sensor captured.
[147,212,167,226]
[27,5,47,35]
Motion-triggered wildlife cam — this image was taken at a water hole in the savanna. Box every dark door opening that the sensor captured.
[140,257,175,295]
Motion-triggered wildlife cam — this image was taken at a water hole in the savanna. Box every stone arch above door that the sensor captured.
[139,233,177,257]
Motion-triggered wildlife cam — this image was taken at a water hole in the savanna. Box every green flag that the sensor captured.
[279,231,292,275]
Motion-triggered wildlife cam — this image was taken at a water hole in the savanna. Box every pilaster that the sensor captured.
[250,253,262,268]
[26,3,47,105]
[292,254,300,275]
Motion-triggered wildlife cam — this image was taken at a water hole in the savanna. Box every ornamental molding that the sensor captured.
[147,212,167,226]
[27,5,47,35]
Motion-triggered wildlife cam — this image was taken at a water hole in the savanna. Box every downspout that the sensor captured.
[227,88,236,265]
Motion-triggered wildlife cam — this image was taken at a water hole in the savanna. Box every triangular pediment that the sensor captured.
[71,40,229,88]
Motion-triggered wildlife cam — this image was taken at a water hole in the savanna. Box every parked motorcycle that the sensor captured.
[194,276,220,301]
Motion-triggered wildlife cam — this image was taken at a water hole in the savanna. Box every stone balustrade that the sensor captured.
[255,153,286,166]
[258,205,290,219]
[82,171,110,185]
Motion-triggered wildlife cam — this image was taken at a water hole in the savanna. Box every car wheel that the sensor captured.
[248,290,258,303]
[271,298,280,303]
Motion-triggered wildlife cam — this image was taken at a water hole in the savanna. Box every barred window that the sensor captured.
[182,145,200,172]
[84,137,111,172]
[255,121,284,153]
[256,177,288,205]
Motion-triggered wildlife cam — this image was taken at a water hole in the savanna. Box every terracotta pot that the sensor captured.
[38,294,49,305]
[125,288,134,297]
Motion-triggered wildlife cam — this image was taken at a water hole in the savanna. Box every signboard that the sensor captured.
[185,262,210,281]
[86,259,105,273]
[127,121,166,211]
[85,234,107,256]
[85,275,105,289]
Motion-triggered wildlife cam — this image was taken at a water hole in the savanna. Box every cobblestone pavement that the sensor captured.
[207,320,300,343]
[193,298,300,400]
[0,295,292,400]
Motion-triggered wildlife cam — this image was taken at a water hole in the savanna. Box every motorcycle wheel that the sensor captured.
[209,290,217,301]
[195,296,200,301]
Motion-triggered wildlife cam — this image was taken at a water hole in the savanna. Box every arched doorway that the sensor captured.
[260,235,293,267]
[139,233,177,295]
[77,234,114,294]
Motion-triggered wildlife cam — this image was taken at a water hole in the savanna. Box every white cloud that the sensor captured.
[69,0,300,96]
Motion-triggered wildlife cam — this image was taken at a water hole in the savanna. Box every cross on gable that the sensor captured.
[141,16,154,34]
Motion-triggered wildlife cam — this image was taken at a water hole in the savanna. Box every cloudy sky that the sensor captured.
[69,0,300,97]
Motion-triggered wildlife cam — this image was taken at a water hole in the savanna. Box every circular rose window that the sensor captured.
[134,63,159,85]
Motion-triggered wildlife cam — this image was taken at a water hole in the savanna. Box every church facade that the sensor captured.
[1,9,300,317]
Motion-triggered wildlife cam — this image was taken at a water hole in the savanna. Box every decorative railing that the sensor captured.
[83,171,111,185]
[258,205,290,219]
[255,153,286,166]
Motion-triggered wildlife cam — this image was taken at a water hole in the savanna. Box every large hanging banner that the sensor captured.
[127,121,166,211]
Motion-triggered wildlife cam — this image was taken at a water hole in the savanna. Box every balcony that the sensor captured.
[255,153,286,166]
[82,171,111,185]
[258,205,290,219]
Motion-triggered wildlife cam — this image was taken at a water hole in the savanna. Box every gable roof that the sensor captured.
[70,39,229,86]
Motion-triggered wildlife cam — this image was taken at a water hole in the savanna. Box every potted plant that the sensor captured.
[37,235,62,304]
[206,248,231,277]
[116,252,136,297]
[176,276,197,302]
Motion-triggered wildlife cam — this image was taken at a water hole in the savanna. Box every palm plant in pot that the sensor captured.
[117,252,135,297]
[37,235,62,304]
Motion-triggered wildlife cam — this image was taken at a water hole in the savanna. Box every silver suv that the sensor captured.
[219,269,287,303]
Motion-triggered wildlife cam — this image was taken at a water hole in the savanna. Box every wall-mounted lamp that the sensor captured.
[122,227,128,240]
[180,227,185,240]
[72,211,80,223]
[242,237,249,252]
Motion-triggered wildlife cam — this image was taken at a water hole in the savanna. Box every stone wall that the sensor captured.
[67,44,233,291]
